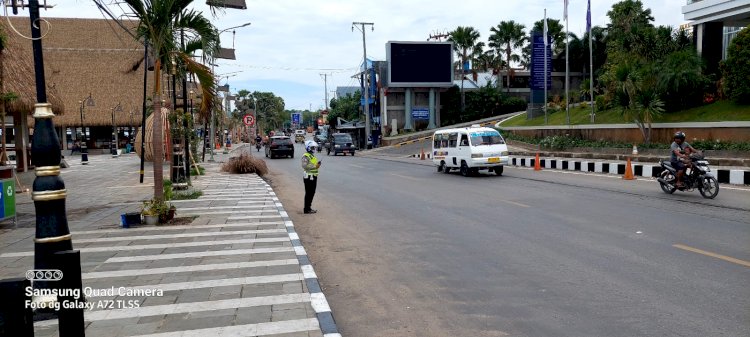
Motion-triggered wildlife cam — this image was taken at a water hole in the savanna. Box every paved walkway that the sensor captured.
[0,147,339,337]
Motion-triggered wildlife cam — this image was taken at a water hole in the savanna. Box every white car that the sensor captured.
[432,125,509,177]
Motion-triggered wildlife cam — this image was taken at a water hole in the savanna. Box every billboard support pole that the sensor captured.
[353,22,374,148]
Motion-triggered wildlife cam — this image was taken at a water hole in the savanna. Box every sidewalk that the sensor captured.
[0,147,339,336]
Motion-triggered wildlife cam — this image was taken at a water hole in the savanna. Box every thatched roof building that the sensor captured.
[3,17,163,127]
[0,19,65,116]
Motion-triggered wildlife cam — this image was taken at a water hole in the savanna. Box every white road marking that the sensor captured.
[127,318,319,337]
[83,260,299,279]
[71,222,284,235]
[0,237,289,258]
[391,173,420,181]
[33,294,312,326]
[74,229,287,243]
[227,215,283,221]
[179,210,273,216]
[176,205,275,211]
[106,247,295,263]
[170,197,273,203]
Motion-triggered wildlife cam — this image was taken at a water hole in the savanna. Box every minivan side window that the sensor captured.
[459,134,469,147]
[448,133,458,147]
[433,134,442,149]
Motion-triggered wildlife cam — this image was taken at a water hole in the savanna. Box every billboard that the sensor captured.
[386,41,454,87]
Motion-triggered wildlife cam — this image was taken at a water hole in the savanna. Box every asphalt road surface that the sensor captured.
[259,143,750,337]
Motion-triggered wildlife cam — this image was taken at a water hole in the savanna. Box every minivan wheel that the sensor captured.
[460,162,470,177]
[495,166,504,176]
[438,162,444,172]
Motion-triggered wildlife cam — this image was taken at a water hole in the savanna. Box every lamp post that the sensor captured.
[78,93,94,164]
[111,103,123,157]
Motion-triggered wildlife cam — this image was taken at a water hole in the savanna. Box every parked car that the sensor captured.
[265,136,294,159]
[327,133,356,156]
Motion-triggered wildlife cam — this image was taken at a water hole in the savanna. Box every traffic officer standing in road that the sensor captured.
[301,140,321,214]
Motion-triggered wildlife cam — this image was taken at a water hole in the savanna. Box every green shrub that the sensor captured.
[595,95,609,111]
[190,165,205,176]
[500,97,528,113]
[502,132,750,151]
[172,190,203,200]
[721,25,750,103]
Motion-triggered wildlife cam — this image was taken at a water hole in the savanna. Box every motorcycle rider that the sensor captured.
[255,135,262,151]
[301,140,322,214]
[670,131,698,188]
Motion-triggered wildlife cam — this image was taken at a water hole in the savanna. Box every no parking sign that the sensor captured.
[243,114,255,127]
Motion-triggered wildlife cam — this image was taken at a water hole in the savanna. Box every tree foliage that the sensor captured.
[328,92,360,126]
[721,26,750,104]
[449,26,482,111]
[489,21,527,93]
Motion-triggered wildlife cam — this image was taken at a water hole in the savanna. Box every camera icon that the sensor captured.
[26,269,63,281]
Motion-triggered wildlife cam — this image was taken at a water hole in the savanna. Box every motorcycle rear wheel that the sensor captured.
[698,176,719,199]
[659,172,677,194]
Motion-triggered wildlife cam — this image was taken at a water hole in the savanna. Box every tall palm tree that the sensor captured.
[124,0,218,201]
[449,26,481,111]
[532,19,566,55]
[489,21,527,93]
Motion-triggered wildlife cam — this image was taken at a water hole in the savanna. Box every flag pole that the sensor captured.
[565,0,570,125]
[588,0,595,123]
[544,8,548,125]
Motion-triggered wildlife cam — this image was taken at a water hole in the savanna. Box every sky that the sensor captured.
[46,0,688,110]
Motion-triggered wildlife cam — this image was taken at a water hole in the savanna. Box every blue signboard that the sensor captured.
[412,108,429,120]
[291,113,301,126]
[530,33,552,90]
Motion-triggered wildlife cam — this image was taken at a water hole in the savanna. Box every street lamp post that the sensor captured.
[111,103,123,157]
[78,94,94,164]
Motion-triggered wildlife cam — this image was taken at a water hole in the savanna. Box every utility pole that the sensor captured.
[320,73,330,111]
[353,21,373,149]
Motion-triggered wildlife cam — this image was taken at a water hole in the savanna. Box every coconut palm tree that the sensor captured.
[124,0,219,201]
[489,21,527,93]
[449,26,481,112]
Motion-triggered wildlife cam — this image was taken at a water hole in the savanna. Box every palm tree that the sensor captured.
[449,26,481,111]
[532,19,566,55]
[489,21,527,93]
[124,0,219,201]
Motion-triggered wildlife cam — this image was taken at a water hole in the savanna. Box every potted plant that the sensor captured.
[167,204,176,221]
[141,199,159,226]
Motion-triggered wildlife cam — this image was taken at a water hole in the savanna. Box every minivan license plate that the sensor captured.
[488,157,500,163]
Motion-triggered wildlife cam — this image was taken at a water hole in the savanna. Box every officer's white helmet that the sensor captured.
[305,140,319,152]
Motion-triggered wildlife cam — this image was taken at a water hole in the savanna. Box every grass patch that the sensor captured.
[172,190,203,200]
[190,165,205,176]
[500,100,750,127]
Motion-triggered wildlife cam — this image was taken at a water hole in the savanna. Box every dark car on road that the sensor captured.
[327,133,356,156]
[265,136,294,159]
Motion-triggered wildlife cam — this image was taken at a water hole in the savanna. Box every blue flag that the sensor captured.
[586,0,592,32]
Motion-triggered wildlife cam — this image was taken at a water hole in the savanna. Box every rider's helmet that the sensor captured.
[305,140,319,153]
[674,131,686,141]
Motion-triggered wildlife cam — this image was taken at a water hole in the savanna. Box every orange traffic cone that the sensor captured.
[623,158,635,180]
[215,142,220,149]
[534,153,542,171]
[420,148,426,160]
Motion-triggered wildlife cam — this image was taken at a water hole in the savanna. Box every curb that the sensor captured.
[264,182,342,337]
[508,156,750,185]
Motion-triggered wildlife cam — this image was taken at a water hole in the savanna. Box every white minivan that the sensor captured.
[432,125,509,176]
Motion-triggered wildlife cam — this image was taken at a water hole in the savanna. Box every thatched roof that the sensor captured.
[3,17,170,127]
[0,20,64,116]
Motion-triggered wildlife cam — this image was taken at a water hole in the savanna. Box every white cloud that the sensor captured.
[43,0,689,109]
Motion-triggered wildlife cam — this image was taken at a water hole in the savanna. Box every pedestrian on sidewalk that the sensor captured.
[301,140,321,214]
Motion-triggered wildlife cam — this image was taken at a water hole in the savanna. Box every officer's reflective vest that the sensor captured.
[303,152,319,176]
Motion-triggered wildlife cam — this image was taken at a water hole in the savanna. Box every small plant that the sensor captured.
[172,190,203,200]
[190,165,205,176]
[222,153,268,175]
[142,198,168,217]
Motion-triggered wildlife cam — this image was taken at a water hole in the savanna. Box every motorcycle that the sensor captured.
[657,153,719,199]
[255,141,262,152]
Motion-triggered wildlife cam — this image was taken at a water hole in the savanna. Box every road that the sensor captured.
[259,142,750,337]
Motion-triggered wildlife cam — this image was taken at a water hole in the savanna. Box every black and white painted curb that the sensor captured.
[509,156,750,185]
[410,153,432,159]
[264,183,341,337]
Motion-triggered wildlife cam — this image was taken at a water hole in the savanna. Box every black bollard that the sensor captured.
[81,142,88,165]
[0,278,34,337]
[54,250,85,337]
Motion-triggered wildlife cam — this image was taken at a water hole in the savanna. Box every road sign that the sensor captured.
[291,113,301,126]
[243,114,255,127]
[412,108,429,120]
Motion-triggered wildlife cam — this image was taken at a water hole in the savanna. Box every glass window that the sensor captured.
[469,131,505,146]
[460,134,469,146]
[448,133,458,148]
[433,134,442,148]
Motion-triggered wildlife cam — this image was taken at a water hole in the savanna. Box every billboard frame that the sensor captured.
[386,41,454,88]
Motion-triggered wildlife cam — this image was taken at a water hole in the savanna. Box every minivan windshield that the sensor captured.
[469,131,505,146]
